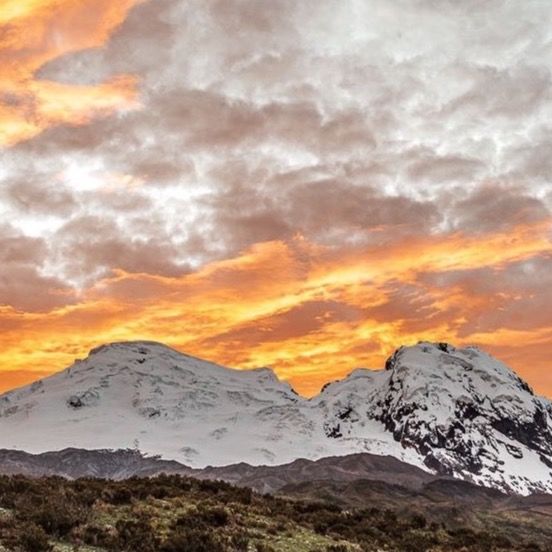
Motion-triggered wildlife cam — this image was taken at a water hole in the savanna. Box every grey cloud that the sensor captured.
[449,185,550,233]
[0,225,73,311]
[3,178,76,216]
[406,153,484,184]
[193,161,441,255]
[441,64,551,120]
[1,0,551,291]
[508,131,552,185]
[51,215,192,285]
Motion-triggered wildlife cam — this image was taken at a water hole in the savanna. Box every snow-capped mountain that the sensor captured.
[0,340,551,495]
[319,342,552,495]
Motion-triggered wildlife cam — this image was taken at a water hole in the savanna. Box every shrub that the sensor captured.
[104,484,134,505]
[409,513,427,530]
[79,523,117,548]
[326,545,349,552]
[161,527,225,552]
[21,526,52,552]
[399,530,439,552]
[229,532,249,551]
[174,506,229,529]
[116,518,159,552]
[255,543,276,552]
[13,522,52,552]
[15,496,85,538]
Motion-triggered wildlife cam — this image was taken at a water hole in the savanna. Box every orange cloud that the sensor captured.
[0,221,550,397]
[0,0,142,145]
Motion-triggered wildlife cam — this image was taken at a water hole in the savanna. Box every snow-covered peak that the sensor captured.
[43,341,294,393]
[88,340,176,356]
[366,342,552,494]
[385,341,534,394]
[76,340,286,386]
[0,340,550,495]
[0,340,300,466]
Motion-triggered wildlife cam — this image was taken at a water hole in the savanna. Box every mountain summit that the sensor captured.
[0,341,551,495]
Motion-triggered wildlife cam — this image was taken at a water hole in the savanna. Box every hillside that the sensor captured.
[0,473,551,552]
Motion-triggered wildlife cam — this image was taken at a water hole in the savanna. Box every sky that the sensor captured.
[0,0,551,397]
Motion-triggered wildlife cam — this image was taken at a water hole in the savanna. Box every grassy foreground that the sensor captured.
[0,474,548,552]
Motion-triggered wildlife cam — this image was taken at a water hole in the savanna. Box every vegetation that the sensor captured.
[0,474,549,552]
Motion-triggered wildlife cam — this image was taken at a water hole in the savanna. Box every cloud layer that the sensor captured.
[0,0,551,395]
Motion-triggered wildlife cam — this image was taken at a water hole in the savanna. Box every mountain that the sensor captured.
[0,340,551,495]
[0,448,435,492]
[0,448,436,493]
[0,448,190,479]
[0,341,416,469]
[197,451,437,494]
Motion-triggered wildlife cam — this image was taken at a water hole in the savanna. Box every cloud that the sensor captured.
[0,224,73,311]
[449,184,550,233]
[2,176,77,215]
[52,214,192,285]
[0,222,550,395]
[0,0,142,145]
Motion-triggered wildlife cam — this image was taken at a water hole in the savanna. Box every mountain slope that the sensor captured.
[0,448,435,493]
[0,340,551,495]
[198,451,437,494]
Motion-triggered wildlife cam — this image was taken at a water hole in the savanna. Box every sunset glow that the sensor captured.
[0,0,141,144]
[0,220,551,396]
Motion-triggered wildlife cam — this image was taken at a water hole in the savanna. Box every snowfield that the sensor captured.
[0,341,551,495]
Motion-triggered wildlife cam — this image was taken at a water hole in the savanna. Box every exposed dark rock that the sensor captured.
[67,396,84,408]
[337,407,353,420]
[437,342,452,353]
[324,423,343,438]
